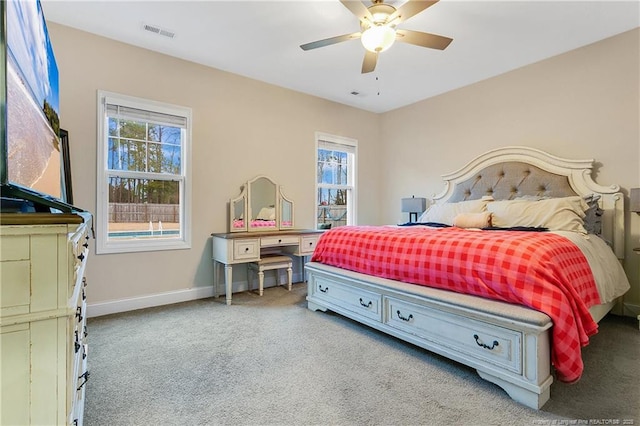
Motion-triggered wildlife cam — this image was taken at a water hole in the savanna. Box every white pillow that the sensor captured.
[256,207,276,221]
[418,198,491,226]
[486,196,588,233]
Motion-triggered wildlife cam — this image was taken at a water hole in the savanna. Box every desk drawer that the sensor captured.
[299,235,320,255]
[260,235,299,247]
[233,239,260,261]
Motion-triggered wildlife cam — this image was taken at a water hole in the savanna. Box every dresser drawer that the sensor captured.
[260,235,299,247]
[311,277,382,322]
[233,239,260,261]
[299,235,320,255]
[384,296,522,374]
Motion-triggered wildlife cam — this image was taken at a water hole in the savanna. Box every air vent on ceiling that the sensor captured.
[142,23,175,39]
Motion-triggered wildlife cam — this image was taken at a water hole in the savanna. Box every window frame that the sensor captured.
[315,132,357,229]
[96,90,192,254]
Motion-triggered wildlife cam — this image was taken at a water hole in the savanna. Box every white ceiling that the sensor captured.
[42,0,640,113]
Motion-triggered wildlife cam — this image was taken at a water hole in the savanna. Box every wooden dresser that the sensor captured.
[1,212,92,425]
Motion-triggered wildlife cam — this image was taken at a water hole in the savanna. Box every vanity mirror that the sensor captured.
[229,176,294,232]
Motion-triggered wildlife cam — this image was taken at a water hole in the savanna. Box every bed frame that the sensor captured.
[306,146,624,409]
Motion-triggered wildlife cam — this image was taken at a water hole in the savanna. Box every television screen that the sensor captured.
[5,0,62,200]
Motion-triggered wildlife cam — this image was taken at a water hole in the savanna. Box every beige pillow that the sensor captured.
[486,196,588,233]
[453,212,492,229]
[418,198,491,226]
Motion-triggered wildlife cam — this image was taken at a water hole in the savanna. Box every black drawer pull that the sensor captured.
[77,371,90,390]
[83,242,89,248]
[245,247,249,252]
[278,239,282,243]
[396,310,413,322]
[76,306,83,322]
[74,331,80,353]
[77,253,85,261]
[319,285,328,293]
[83,325,88,338]
[473,334,499,350]
[359,298,372,308]
[83,277,88,287]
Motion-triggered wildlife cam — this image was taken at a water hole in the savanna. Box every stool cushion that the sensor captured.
[256,255,292,266]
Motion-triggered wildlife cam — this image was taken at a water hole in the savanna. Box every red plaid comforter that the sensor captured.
[311,226,601,383]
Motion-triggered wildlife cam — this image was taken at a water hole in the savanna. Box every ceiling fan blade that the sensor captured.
[395,29,452,50]
[340,0,373,24]
[300,32,362,51]
[361,50,377,74]
[388,0,439,24]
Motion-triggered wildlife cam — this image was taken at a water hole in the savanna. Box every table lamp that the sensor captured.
[401,196,427,223]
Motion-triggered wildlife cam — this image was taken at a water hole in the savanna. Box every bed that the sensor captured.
[305,146,630,409]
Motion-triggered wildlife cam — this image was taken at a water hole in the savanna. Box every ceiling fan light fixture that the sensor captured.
[361,25,396,53]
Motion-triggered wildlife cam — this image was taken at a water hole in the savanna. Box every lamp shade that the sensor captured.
[401,197,427,213]
[631,188,640,212]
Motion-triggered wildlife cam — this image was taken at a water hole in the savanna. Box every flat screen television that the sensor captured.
[1,0,76,212]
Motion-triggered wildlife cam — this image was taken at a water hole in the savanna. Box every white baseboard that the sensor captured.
[87,272,305,318]
[623,302,640,317]
[87,286,216,318]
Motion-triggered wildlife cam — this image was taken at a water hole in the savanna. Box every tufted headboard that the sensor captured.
[446,162,579,202]
[432,146,624,259]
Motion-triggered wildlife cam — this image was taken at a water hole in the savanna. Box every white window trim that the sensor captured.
[315,131,357,227]
[96,90,192,254]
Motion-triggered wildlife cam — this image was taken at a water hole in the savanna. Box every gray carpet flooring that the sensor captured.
[84,283,639,425]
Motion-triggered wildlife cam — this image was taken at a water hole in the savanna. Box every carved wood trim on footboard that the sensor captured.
[305,262,554,409]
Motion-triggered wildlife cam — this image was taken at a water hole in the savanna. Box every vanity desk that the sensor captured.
[212,176,323,305]
[211,229,322,305]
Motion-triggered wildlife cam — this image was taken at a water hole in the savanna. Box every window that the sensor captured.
[96,91,192,254]
[315,132,357,230]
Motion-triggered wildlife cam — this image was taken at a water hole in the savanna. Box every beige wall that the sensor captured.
[380,28,640,308]
[49,23,639,311]
[48,23,383,305]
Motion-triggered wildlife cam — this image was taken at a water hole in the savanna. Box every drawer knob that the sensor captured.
[473,334,499,350]
[278,239,282,243]
[76,306,83,322]
[396,310,413,322]
[245,247,249,252]
[359,298,372,308]
[319,285,329,293]
[77,253,85,261]
[77,371,90,390]
[83,242,89,248]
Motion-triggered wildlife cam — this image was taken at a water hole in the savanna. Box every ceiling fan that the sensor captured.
[300,0,453,74]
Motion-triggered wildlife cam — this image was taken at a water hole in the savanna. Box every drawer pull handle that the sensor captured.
[359,298,372,308]
[82,288,86,300]
[76,307,83,322]
[83,242,89,248]
[83,277,88,287]
[396,310,413,322]
[77,371,90,390]
[473,334,499,350]
[74,331,80,353]
[319,285,329,293]
[77,253,85,261]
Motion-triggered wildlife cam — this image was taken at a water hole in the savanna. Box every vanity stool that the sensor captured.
[248,254,293,296]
